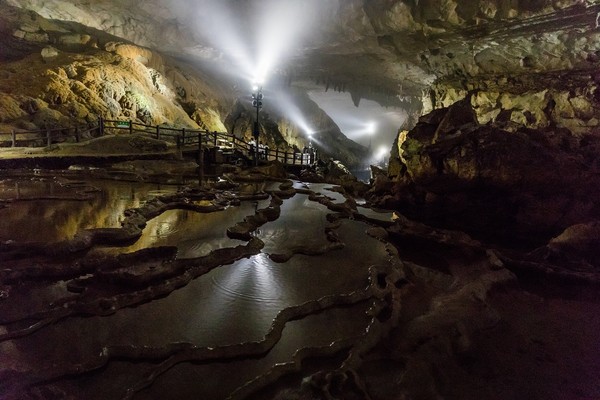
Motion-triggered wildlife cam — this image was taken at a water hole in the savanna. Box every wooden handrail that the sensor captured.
[1,117,317,166]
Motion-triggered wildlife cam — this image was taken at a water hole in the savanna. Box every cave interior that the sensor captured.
[0,1,600,399]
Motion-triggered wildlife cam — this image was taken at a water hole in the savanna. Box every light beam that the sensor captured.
[170,0,324,87]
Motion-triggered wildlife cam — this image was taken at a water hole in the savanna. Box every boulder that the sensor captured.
[432,96,478,140]
[298,168,325,183]
[532,221,600,271]
[58,33,92,46]
[373,99,600,247]
[367,164,392,195]
[41,46,59,60]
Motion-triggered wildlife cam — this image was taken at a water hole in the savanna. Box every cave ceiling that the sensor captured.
[3,0,600,139]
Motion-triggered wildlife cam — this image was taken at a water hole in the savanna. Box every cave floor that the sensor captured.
[0,168,598,400]
[470,288,600,400]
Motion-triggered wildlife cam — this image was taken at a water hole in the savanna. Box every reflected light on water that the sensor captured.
[211,253,281,303]
[95,206,255,258]
[0,179,179,242]
[0,178,400,398]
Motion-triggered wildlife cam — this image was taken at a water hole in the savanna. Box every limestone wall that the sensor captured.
[0,3,232,134]
[425,84,600,136]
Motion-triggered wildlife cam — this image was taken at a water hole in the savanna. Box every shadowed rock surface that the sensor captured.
[373,97,600,248]
[0,164,598,400]
[1,0,600,399]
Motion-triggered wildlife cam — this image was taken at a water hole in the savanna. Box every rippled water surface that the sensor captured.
[1,176,393,399]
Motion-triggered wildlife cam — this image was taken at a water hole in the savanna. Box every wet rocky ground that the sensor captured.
[0,161,599,400]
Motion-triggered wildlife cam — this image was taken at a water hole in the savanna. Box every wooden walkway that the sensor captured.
[0,118,317,166]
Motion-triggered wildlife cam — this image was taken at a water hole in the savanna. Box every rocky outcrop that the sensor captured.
[6,0,598,115]
[4,0,193,53]
[427,85,600,136]
[371,98,600,247]
[0,3,368,168]
[0,2,234,133]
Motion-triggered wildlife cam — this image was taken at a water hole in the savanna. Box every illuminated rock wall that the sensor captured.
[2,0,599,166]
[0,3,230,133]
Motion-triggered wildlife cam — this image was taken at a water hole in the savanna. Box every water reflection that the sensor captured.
[4,195,389,353]
[1,175,395,400]
[211,253,281,303]
[305,183,347,204]
[141,304,371,400]
[260,194,330,253]
[59,303,371,400]
[93,204,255,259]
[0,178,179,243]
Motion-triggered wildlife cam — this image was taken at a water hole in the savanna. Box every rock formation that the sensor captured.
[2,0,597,101]
[0,2,372,167]
[1,166,598,400]
[4,1,598,167]
[373,96,600,248]
[1,1,600,399]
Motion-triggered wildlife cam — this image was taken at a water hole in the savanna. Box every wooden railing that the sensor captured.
[0,122,99,148]
[0,117,318,166]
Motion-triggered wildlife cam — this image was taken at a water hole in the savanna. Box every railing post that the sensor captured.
[275,148,279,162]
[213,131,217,147]
[129,120,133,135]
[156,125,160,140]
[176,136,182,159]
[284,151,288,165]
[98,117,104,136]
[46,129,51,147]
[11,129,16,147]
[75,126,80,143]
[198,132,204,165]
